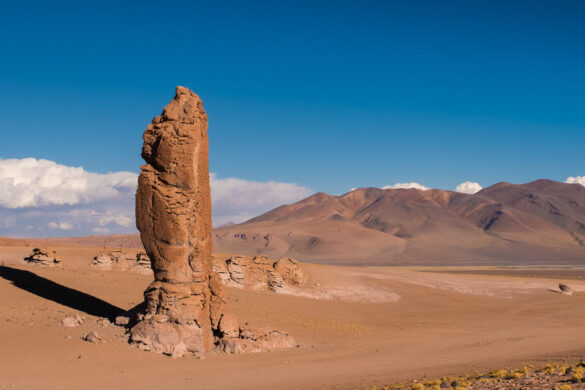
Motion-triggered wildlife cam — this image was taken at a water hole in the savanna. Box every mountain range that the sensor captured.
[213,180,585,265]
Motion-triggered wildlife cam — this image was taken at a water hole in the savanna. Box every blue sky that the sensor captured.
[0,1,584,236]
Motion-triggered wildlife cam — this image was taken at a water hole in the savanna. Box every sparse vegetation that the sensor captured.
[571,365,584,382]
[488,368,507,378]
[369,360,585,390]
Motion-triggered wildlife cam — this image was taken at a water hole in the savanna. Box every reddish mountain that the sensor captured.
[213,180,585,265]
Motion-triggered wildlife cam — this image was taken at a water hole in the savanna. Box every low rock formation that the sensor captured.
[91,253,114,270]
[83,331,102,343]
[559,283,573,295]
[213,255,304,292]
[134,252,152,274]
[62,314,84,328]
[217,327,295,354]
[109,249,136,270]
[25,248,62,267]
[90,249,152,274]
[129,86,293,358]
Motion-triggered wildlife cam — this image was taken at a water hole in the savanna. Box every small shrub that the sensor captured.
[558,385,572,390]
[506,371,524,379]
[410,383,424,390]
[488,369,507,378]
[543,364,557,374]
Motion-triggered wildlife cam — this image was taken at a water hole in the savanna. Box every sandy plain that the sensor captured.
[1,244,585,390]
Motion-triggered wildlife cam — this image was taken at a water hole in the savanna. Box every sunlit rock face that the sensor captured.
[130,86,226,357]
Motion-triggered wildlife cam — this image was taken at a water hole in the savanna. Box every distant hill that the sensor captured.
[4,180,584,266]
[213,180,585,265]
[0,234,143,249]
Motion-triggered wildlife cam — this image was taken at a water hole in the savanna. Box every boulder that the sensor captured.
[274,258,304,286]
[83,331,101,343]
[91,253,113,270]
[218,313,240,338]
[62,314,83,328]
[25,248,62,267]
[115,316,130,326]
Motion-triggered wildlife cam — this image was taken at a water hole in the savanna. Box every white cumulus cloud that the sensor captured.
[0,158,313,236]
[0,158,137,208]
[210,173,312,225]
[566,176,585,186]
[382,182,430,191]
[455,181,483,194]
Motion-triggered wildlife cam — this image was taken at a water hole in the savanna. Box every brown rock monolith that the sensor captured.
[130,86,294,358]
[130,86,226,357]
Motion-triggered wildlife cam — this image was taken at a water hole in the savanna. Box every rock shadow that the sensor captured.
[0,265,125,320]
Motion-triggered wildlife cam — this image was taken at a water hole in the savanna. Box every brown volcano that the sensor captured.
[213,179,585,265]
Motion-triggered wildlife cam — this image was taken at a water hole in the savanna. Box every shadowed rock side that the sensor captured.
[24,248,62,267]
[130,86,293,357]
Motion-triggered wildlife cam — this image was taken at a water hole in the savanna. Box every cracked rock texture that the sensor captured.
[130,86,226,357]
[213,255,304,292]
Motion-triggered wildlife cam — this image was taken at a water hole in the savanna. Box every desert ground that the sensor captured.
[2,242,585,390]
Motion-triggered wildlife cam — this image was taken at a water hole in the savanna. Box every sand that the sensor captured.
[1,245,585,389]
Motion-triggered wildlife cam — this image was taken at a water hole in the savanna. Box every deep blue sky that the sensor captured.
[1,0,584,194]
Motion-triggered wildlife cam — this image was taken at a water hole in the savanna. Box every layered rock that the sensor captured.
[213,255,304,293]
[130,86,224,357]
[24,248,62,267]
[130,86,294,357]
[110,249,137,270]
[90,249,152,274]
[91,252,114,270]
[134,251,152,274]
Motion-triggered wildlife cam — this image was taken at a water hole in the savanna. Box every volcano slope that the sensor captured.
[213,180,585,266]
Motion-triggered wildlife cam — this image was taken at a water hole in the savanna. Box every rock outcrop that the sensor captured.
[90,249,152,274]
[24,248,62,267]
[134,252,152,274]
[129,86,226,358]
[213,255,304,292]
[130,86,293,358]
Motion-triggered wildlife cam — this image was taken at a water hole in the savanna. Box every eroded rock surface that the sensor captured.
[90,249,152,274]
[24,248,62,267]
[213,255,305,292]
[129,86,224,358]
[129,86,294,357]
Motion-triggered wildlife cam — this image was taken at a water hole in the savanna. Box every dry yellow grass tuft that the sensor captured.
[488,369,507,378]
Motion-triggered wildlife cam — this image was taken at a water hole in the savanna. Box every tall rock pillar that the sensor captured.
[130,86,225,357]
